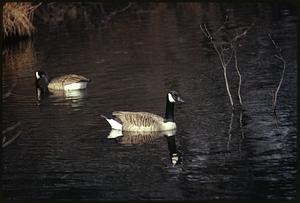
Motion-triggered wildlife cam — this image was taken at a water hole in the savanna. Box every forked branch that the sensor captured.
[200,20,253,108]
[200,24,234,107]
[2,131,22,148]
[268,34,286,112]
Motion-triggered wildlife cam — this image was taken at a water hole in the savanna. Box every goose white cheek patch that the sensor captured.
[168,93,176,103]
[35,72,40,79]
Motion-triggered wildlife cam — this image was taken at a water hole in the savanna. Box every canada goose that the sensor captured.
[35,70,90,92]
[101,91,184,132]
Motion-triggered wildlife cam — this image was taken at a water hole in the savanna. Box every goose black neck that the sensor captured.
[165,98,175,121]
[166,135,178,155]
[35,78,49,93]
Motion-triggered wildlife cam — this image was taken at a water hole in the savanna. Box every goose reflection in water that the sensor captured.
[50,89,88,98]
[107,129,181,166]
[165,133,181,166]
[36,87,88,109]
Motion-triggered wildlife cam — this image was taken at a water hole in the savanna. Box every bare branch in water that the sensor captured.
[117,2,132,13]
[226,110,245,152]
[214,15,229,36]
[239,111,244,139]
[227,112,234,151]
[231,22,255,43]
[230,23,254,107]
[2,131,22,148]
[232,45,243,105]
[201,20,254,109]
[3,81,17,99]
[200,25,209,38]
[2,122,22,135]
[268,34,286,112]
[200,24,234,107]
[273,110,279,128]
[224,48,234,67]
[237,110,245,154]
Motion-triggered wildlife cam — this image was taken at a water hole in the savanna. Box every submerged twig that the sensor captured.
[2,131,22,148]
[227,110,245,152]
[117,2,132,13]
[237,110,245,154]
[214,15,229,35]
[268,34,286,112]
[3,81,17,99]
[223,47,234,67]
[232,45,243,105]
[227,112,234,151]
[2,122,22,135]
[273,110,279,128]
[239,110,244,139]
[231,22,255,43]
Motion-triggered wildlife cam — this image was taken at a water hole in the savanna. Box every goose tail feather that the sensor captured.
[101,114,122,130]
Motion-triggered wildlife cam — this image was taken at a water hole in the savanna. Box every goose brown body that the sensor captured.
[47,74,90,90]
[112,111,176,131]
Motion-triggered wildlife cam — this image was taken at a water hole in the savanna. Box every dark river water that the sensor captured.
[2,3,297,200]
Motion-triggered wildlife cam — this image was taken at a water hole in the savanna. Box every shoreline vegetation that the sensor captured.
[3,2,131,39]
[3,2,41,38]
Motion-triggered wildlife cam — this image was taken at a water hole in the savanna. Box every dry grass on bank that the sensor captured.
[3,2,41,38]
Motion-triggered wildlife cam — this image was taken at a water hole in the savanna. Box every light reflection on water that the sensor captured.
[2,2,296,200]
